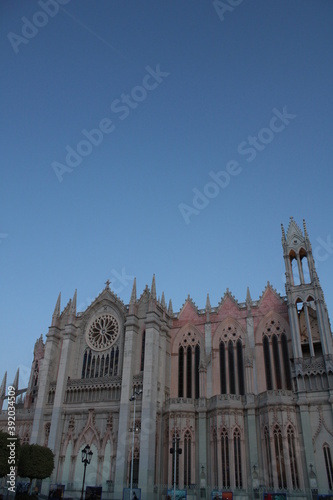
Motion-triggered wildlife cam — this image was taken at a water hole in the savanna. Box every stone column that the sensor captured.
[48,325,77,481]
[114,315,139,499]
[205,322,212,398]
[30,327,61,444]
[138,311,160,500]
[197,405,207,495]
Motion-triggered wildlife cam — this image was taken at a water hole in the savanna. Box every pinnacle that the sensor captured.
[151,274,156,299]
[130,277,137,304]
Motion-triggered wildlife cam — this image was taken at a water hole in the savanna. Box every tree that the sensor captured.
[18,444,54,486]
[0,430,20,477]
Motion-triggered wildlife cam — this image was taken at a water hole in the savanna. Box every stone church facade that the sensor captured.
[1,218,333,500]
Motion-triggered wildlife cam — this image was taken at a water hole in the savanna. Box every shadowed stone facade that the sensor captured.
[1,218,333,500]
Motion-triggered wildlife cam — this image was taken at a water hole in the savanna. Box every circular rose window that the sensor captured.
[86,315,119,351]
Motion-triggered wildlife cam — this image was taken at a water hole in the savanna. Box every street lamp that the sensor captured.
[80,444,93,500]
[129,389,142,500]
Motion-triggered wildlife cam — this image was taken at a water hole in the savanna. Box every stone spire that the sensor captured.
[161,291,166,308]
[130,277,137,304]
[168,299,173,316]
[206,293,211,312]
[70,289,77,315]
[151,274,156,300]
[246,286,252,304]
[0,372,6,399]
[52,292,61,326]
[12,368,19,392]
[281,223,286,243]
[0,372,7,411]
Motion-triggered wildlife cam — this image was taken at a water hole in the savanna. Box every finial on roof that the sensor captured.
[246,286,252,304]
[12,368,19,391]
[0,372,7,399]
[53,292,61,317]
[161,291,166,308]
[281,223,286,241]
[130,278,137,304]
[303,219,309,238]
[71,289,77,315]
[206,293,211,311]
[151,274,156,299]
[105,279,111,289]
[168,299,173,315]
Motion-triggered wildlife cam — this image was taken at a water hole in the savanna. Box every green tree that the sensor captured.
[17,444,54,486]
[0,430,20,477]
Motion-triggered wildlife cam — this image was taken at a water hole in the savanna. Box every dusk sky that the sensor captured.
[1,0,333,390]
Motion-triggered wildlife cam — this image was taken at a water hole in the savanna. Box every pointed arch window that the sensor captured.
[220,342,226,394]
[178,347,184,397]
[172,434,180,487]
[114,346,119,375]
[184,431,192,487]
[272,335,282,389]
[281,334,292,390]
[221,428,230,488]
[274,426,287,489]
[195,345,200,399]
[187,346,192,398]
[228,341,235,394]
[140,330,146,372]
[324,444,333,490]
[263,336,273,390]
[237,339,245,396]
[213,429,218,488]
[82,351,87,378]
[234,428,242,489]
[287,426,299,489]
[264,426,273,488]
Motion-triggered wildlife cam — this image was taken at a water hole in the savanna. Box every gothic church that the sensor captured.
[1,218,333,500]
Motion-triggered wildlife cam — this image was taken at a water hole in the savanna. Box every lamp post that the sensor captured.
[80,444,93,500]
[129,389,142,500]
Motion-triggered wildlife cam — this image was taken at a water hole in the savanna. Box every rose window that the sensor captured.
[86,315,119,351]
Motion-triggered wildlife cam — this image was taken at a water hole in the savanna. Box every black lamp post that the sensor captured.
[80,444,93,500]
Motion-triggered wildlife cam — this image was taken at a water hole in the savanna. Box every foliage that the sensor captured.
[17,444,54,481]
[0,430,20,478]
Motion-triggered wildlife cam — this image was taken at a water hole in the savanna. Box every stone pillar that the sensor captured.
[138,312,160,500]
[205,322,212,398]
[298,404,315,489]
[288,303,303,359]
[114,315,139,499]
[303,303,315,357]
[48,325,77,480]
[30,327,61,445]
[245,402,259,491]
[197,406,207,495]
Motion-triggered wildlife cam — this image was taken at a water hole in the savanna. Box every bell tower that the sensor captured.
[282,218,333,368]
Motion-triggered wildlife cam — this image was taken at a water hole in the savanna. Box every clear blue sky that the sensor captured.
[1,0,333,390]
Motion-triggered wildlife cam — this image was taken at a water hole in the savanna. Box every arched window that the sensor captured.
[234,428,242,489]
[281,334,292,390]
[172,434,180,486]
[187,346,192,398]
[184,431,192,487]
[237,340,245,396]
[195,345,200,399]
[95,356,100,379]
[274,426,287,489]
[264,426,273,488]
[272,335,282,389]
[100,355,105,377]
[140,330,146,372]
[287,426,299,489]
[221,428,230,488]
[213,429,218,488]
[220,342,226,394]
[82,351,87,378]
[263,336,273,390]
[90,356,95,378]
[110,348,114,375]
[228,341,235,394]
[178,347,184,397]
[324,444,333,490]
[114,346,119,375]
